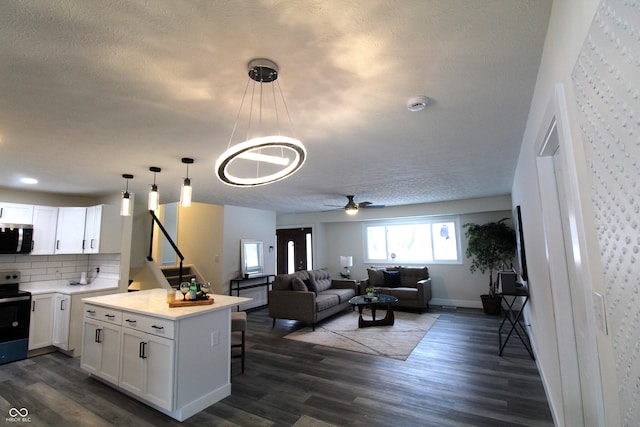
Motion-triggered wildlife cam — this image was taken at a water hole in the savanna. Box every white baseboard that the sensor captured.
[430,298,483,309]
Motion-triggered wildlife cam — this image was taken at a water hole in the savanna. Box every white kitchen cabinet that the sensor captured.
[52,293,71,350]
[0,202,33,225]
[55,207,87,254]
[28,293,55,350]
[83,204,121,254]
[81,318,122,385]
[120,326,174,410]
[31,205,58,255]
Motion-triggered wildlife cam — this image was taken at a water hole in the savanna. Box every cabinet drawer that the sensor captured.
[84,304,122,325]
[122,312,174,339]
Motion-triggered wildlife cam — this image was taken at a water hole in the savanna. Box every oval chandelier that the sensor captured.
[215,58,306,187]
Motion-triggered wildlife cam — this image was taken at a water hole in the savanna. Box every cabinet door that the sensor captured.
[52,293,71,350]
[119,328,146,396]
[99,322,122,384]
[0,203,33,224]
[31,206,58,255]
[84,204,121,254]
[55,207,86,254]
[83,205,100,254]
[81,318,121,384]
[120,328,174,410]
[80,319,101,375]
[28,293,55,350]
[144,334,174,410]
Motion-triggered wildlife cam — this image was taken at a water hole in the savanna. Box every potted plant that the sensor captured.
[463,218,516,315]
[365,286,376,297]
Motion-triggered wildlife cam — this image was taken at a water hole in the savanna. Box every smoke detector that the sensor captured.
[407,95,429,112]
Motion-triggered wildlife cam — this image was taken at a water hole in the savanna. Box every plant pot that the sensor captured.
[480,294,501,315]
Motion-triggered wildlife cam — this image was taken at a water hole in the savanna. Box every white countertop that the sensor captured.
[82,288,252,320]
[20,278,119,295]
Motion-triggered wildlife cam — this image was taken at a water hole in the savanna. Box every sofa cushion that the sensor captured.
[399,266,429,286]
[303,278,318,295]
[321,288,356,303]
[367,268,385,287]
[291,277,307,292]
[316,293,339,311]
[273,273,295,290]
[308,268,332,292]
[383,270,402,287]
[387,287,418,301]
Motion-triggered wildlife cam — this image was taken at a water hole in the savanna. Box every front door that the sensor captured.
[276,228,312,274]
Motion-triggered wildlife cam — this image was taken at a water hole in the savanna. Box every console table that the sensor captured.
[229,275,274,311]
[498,287,535,359]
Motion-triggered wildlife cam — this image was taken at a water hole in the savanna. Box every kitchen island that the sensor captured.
[81,289,251,421]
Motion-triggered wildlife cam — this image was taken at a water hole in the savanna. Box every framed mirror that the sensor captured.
[241,239,264,278]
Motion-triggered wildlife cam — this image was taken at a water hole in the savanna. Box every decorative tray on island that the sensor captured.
[168,295,214,308]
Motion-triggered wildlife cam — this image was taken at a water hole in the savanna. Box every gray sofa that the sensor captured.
[269,268,358,330]
[361,266,432,311]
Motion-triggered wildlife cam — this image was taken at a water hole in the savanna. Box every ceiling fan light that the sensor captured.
[345,205,358,215]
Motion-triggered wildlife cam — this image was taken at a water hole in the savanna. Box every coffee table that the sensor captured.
[348,294,399,328]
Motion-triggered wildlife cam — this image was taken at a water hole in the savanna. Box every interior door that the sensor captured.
[276,228,312,274]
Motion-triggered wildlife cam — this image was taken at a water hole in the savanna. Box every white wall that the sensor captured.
[223,205,276,310]
[278,195,513,308]
[512,0,631,425]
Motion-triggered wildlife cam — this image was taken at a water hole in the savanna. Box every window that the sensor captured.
[364,217,461,264]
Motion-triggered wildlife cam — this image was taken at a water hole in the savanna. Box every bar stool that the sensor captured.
[231,311,247,373]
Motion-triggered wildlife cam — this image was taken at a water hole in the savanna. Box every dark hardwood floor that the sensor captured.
[0,307,554,426]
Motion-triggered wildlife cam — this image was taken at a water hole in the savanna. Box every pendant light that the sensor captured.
[180,158,194,207]
[148,167,161,212]
[120,174,134,216]
[215,58,306,187]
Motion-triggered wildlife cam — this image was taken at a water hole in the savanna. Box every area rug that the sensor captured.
[284,310,439,360]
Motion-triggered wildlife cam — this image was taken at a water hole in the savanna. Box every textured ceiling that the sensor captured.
[0,0,552,214]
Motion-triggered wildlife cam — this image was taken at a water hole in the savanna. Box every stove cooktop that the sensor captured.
[0,270,30,298]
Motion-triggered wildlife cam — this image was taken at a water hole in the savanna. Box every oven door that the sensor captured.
[0,294,31,342]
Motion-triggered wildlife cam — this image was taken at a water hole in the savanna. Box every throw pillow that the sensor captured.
[304,278,318,295]
[367,268,385,287]
[291,277,307,292]
[383,270,402,288]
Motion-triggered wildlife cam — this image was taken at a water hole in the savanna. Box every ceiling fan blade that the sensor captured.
[358,201,385,208]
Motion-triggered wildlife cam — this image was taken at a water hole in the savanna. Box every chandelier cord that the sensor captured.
[227,77,252,149]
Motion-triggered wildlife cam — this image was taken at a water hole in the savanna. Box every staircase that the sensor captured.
[161,265,198,289]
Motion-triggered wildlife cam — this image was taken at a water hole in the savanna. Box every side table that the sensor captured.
[229,275,275,311]
[498,287,535,359]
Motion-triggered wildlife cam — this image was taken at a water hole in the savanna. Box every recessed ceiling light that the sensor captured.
[21,177,38,185]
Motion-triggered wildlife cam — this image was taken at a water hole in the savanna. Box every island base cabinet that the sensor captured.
[120,328,174,411]
[80,289,247,422]
[80,319,121,385]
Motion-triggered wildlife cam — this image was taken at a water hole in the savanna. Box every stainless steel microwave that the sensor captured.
[0,224,33,254]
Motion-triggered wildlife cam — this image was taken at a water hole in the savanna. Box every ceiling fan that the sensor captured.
[327,195,386,215]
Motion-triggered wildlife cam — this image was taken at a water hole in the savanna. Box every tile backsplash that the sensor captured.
[0,253,120,283]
